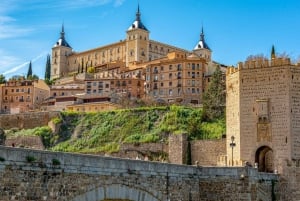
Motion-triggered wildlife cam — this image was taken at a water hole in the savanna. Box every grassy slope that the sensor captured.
[4,106,225,154]
[50,106,225,154]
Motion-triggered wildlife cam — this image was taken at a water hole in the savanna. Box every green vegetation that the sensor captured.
[52,158,61,166]
[50,106,225,153]
[51,117,62,124]
[0,74,6,84]
[26,155,36,163]
[5,106,225,154]
[6,126,54,148]
[203,65,226,120]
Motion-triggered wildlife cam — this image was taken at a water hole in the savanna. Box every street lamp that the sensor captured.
[230,136,236,166]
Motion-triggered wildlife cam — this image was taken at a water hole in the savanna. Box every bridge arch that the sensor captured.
[71,183,162,201]
[255,145,274,173]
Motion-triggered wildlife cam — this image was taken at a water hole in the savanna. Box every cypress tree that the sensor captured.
[45,54,51,80]
[27,61,33,79]
[202,65,226,120]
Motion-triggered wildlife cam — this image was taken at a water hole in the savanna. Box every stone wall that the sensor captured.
[0,146,280,201]
[5,136,44,150]
[113,142,168,161]
[168,134,188,164]
[191,138,226,166]
[0,111,60,129]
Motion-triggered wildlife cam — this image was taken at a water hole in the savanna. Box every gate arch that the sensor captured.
[71,184,162,201]
[255,146,274,173]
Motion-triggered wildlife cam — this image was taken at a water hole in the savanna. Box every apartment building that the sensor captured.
[0,78,49,114]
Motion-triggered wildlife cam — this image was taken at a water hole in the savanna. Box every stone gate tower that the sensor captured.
[226,54,300,174]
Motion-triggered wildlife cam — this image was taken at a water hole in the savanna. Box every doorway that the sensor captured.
[255,146,274,172]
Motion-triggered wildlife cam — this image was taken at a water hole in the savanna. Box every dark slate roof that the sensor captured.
[54,25,72,48]
[194,27,210,51]
[127,5,148,31]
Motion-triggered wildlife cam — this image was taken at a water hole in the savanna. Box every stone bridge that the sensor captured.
[0,146,279,201]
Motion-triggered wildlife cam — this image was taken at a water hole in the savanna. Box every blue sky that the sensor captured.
[0,0,300,79]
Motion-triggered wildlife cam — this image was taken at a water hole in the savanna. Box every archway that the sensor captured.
[255,146,274,172]
[71,184,161,201]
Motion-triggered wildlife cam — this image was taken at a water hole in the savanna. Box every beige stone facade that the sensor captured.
[66,101,119,113]
[145,52,205,104]
[0,78,50,114]
[226,57,300,173]
[50,6,223,104]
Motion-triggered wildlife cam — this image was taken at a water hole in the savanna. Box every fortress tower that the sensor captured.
[51,24,73,79]
[226,55,300,174]
[126,5,149,66]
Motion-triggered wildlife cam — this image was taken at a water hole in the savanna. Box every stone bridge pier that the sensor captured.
[0,146,279,201]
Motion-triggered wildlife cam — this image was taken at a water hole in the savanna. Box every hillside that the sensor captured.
[6,106,225,154]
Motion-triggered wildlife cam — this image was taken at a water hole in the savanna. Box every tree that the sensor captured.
[246,54,267,61]
[27,61,33,79]
[27,74,39,81]
[0,74,6,84]
[202,65,226,120]
[44,54,51,80]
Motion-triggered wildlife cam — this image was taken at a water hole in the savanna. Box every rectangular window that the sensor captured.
[192,80,195,87]
[159,89,164,95]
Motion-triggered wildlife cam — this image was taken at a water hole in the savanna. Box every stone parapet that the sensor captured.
[227,57,292,75]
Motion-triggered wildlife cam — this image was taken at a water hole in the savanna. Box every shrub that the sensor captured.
[51,117,62,124]
[26,155,36,163]
[52,158,61,166]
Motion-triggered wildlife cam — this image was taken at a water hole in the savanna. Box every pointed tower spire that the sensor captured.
[271,45,276,59]
[136,4,141,22]
[200,26,204,41]
[60,23,65,39]
[194,26,210,50]
[54,23,71,48]
[127,3,148,31]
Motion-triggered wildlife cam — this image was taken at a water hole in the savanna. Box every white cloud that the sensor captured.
[0,10,33,39]
[0,49,21,67]
[0,22,33,39]
[114,0,125,7]
[59,0,112,9]
[1,51,47,76]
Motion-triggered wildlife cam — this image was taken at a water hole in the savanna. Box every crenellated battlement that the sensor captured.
[227,57,293,75]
